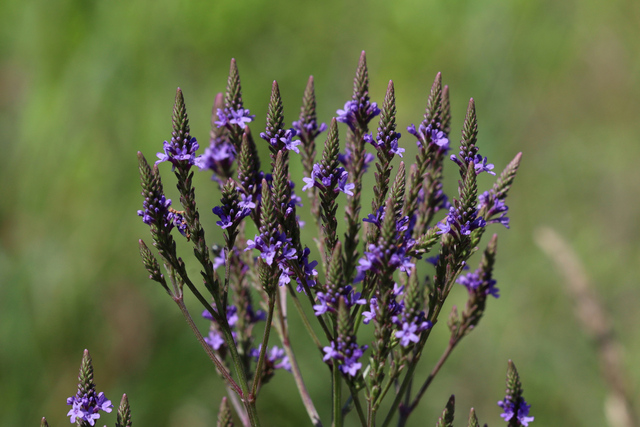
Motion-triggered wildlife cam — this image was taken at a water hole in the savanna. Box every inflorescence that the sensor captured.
[48,52,527,427]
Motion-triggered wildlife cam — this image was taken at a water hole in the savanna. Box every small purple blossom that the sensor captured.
[138,194,179,232]
[498,398,534,426]
[437,206,486,238]
[212,196,253,229]
[302,163,355,196]
[336,99,381,131]
[156,136,200,169]
[355,243,414,283]
[322,338,368,377]
[260,128,301,153]
[337,148,375,173]
[66,392,113,426]
[451,152,496,175]
[195,136,236,180]
[313,286,366,316]
[407,123,449,151]
[457,269,500,298]
[251,345,292,372]
[215,107,255,129]
[479,191,510,228]
[364,131,404,157]
[292,119,328,140]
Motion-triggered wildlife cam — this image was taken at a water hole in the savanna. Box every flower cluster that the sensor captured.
[130,54,528,427]
[451,151,495,175]
[292,117,328,141]
[498,397,535,426]
[457,268,500,298]
[313,285,365,316]
[302,163,355,196]
[364,131,404,157]
[437,205,486,238]
[215,107,255,129]
[336,99,381,131]
[156,136,200,169]
[66,392,113,426]
[337,148,375,173]
[479,190,510,228]
[407,122,450,151]
[203,303,266,350]
[213,192,256,229]
[323,337,368,377]
[195,135,236,180]
[355,214,416,282]
[250,344,291,372]
[260,126,301,153]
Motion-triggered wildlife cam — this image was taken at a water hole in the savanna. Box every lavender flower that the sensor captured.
[437,206,486,238]
[195,136,236,179]
[479,190,510,228]
[451,152,496,175]
[498,398,534,426]
[260,128,301,153]
[292,118,328,141]
[66,350,113,426]
[322,338,368,377]
[313,285,365,316]
[457,269,500,298]
[407,123,450,151]
[250,344,292,372]
[338,148,375,173]
[364,131,405,157]
[336,99,380,131]
[215,107,255,129]
[302,163,355,196]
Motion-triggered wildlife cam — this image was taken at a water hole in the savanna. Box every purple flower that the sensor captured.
[156,136,200,169]
[395,322,420,346]
[407,123,449,151]
[457,270,500,298]
[195,136,236,179]
[498,398,534,426]
[251,345,292,372]
[292,119,328,140]
[246,232,298,284]
[215,107,255,129]
[260,128,301,153]
[338,148,375,173]
[355,243,414,283]
[204,329,225,350]
[479,191,510,228]
[451,152,496,176]
[336,99,380,131]
[66,392,113,426]
[437,206,486,238]
[322,338,368,377]
[364,131,404,157]
[302,163,355,196]
[313,286,365,316]
[138,194,180,233]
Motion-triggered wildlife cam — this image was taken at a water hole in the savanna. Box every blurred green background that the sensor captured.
[1,0,639,425]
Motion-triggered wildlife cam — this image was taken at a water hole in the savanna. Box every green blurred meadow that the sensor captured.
[1,0,639,425]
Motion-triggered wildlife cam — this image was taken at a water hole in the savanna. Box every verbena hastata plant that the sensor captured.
[43,52,534,427]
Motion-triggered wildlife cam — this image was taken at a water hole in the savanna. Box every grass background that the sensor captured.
[1,0,639,425]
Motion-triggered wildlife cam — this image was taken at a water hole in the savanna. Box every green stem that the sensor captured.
[344,379,367,427]
[274,287,323,427]
[251,294,276,397]
[286,282,323,350]
[332,363,343,427]
[174,297,241,395]
[218,313,261,426]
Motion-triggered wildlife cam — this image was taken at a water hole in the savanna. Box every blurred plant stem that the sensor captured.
[535,226,638,427]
